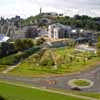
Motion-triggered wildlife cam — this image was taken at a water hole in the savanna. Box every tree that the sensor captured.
[96,36,100,56]
[15,39,34,51]
[74,15,81,20]
[88,40,93,46]
[0,42,16,57]
[21,14,100,31]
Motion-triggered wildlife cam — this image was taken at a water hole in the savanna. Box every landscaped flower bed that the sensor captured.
[73,79,90,86]
[68,79,94,89]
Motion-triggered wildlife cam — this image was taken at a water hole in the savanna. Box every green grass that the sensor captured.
[55,47,74,56]
[73,80,90,86]
[9,47,100,77]
[53,89,100,99]
[0,53,22,65]
[0,83,85,100]
[0,47,40,65]
[77,92,100,99]
[0,65,8,72]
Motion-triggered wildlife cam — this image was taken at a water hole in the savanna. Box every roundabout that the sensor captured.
[0,64,100,92]
[68,79,94,89]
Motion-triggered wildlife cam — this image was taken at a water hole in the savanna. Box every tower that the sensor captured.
[40,8,42,15]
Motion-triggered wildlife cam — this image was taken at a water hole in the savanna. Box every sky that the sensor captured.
[0,0,100,18]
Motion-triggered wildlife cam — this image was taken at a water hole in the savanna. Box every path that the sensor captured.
[2,65,17,74]
[2,63,20,74]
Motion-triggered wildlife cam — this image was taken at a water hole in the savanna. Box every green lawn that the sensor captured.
[73,79,90,86]
[0,53,22,65]
[77,92,100,99]
[0,83,85,100]
[53,89,100,99]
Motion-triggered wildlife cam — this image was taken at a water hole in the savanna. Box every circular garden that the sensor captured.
[68,79,94,89]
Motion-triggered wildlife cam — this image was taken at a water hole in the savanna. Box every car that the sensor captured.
[71,87,81,91]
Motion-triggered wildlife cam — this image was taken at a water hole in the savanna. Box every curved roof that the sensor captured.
[50,23,72,30]
[0,34,10,43]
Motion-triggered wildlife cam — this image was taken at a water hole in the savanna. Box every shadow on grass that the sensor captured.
[0,96,5,100]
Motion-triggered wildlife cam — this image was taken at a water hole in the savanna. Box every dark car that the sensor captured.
[71,87,81,91]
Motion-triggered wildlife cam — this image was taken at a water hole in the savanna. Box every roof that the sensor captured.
[50,23,71,30]
[0,34,10,43]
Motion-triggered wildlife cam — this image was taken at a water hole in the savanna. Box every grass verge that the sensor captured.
[0,81,86,100]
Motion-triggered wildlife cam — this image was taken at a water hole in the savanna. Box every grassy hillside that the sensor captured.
[9,47,100,76]
[0,47,40,65]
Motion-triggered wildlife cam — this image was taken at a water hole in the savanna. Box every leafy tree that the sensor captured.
[0,42,16,57]
[96,35,100,56]
[15,39,34,51]
[88,40,93,46]
[21,14,100,31]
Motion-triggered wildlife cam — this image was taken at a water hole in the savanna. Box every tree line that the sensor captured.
[21,14,100,31]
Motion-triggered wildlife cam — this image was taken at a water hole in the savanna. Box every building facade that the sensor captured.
[48,23,72,40]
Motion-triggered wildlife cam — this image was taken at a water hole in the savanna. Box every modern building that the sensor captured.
[48,23,72,40]
[0,34,9,43]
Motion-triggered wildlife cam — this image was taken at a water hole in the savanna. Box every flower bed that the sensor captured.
[68,79,94,89]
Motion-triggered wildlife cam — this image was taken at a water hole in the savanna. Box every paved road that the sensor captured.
[0,65,100,92]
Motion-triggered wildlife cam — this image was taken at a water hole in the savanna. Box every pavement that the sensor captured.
[0,65,100,93]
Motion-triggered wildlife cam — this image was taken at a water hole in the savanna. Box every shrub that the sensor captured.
[39,50,54,66]
[35,38,45,45]
[40,57,54,66]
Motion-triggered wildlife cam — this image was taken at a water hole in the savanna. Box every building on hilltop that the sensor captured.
[40,12,63,17]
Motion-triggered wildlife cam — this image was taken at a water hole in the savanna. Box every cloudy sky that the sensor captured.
[0,0,100,18]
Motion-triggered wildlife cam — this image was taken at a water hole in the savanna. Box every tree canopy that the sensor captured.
[21,14,100,31]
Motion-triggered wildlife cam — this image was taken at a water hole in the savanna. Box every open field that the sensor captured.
[0,82,87,100]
